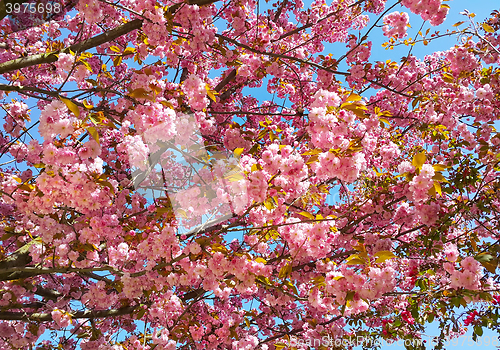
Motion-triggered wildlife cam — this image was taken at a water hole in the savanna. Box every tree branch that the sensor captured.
[0,83,60,98]
[0,0,221,75]
[214,69,237,93]
[0,306,137,321]
[0,19,143,75]
[0,265,122,281]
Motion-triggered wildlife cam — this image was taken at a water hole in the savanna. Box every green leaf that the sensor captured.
[481,260,498,273]
[128,88,154,101]
[433,164,448,171]
[442,72,454,83]
[434,181,442,196]
[250,163,262,172]
[263,198,275,210]
[211,243,227,253]
[123,47,136,55]
[135,306,147,319]
[83,100,93,109]
[279,263,292,279]
[177,209,188,219]
[341,102,367,111]
[346,93,362,102]
[156,207,171,214]
[479,291,493,301]
[113,56,122,67]
[474,325,483,336]
[306,154,319,164]
[301,149,322,155]
[345,290,355,301]
[459,297,467,307]
[255,257,266,264]
[86,127,99,144]
[60,97,80,117]
[205,84,218,102]
[284,280,298,294]
[412,151,426,169]
[433,172,448,182]
[374,250,396,263]
[269,131,277,141]
[256,129,268,140]
[379,118,390,127]
[298,211,315,220]
[483,23,495,33]
[225,173,245,182]
[346,254,366,265]
[234,148,245,157]
[475,253,494,263]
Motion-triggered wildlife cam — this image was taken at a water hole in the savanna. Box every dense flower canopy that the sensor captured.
[0,0,500,349]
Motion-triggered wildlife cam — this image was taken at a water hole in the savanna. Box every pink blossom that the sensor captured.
[51,309,72,329]
[382,11,410,39]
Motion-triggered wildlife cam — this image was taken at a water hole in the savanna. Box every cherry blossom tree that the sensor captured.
[0,0,500,349]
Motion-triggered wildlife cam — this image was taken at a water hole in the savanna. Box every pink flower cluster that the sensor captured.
[280,220,335,259]
[446,46,480,75]
[310,89,341,108]
[446,257,483,290]
[398,160,415,174]
[416,202,440,226]
[232,335,259,350]
[51,309,72,329]
[135,225,181,265]
[175,4,217,52]
[382,11,410,39]
[182,74,209,111]
[77,0,104,23]
[308,107,346,149]
[379,141,401,164]
[55,53,74,73]
[3,101,28,137]
[172,186,211,217]
[2,0,500,347]
[117,135,150,171]
[126,103,177,140]
[224,128,252,150]
[307,262,397,316]
[247,170,268,203]
[81,281,118,309]
[143,6,171,47]
[408,163,435,203]
[401,0,448,26]
[78,139,101,159]
[39,100,78,140]
[313,151,367,183]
